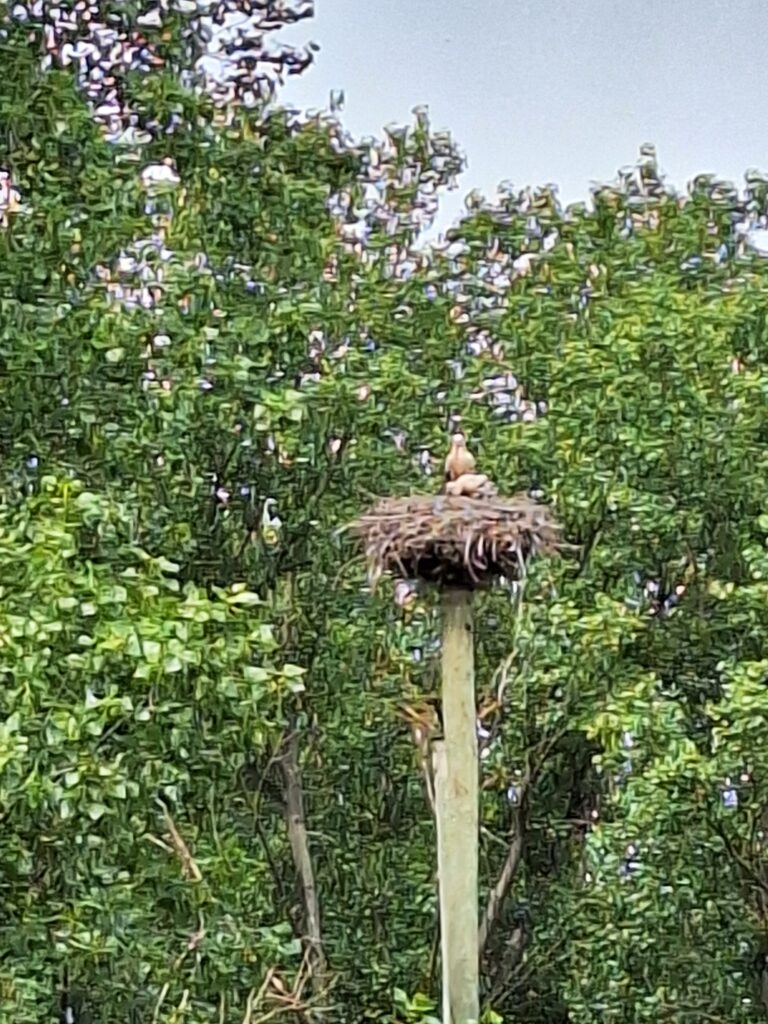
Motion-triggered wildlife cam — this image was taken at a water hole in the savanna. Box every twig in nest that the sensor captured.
[352,491,572,590]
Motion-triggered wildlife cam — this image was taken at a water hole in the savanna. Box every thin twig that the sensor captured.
[279,732,328,991]
[479,725,568,952]
[479,821,524,955]
[160,806,203,883]
[151,983,170,1024]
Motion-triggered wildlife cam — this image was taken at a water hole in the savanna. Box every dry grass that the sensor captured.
[352,491,571,590]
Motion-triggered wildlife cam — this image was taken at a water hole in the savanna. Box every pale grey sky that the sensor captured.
[277,0,768,237]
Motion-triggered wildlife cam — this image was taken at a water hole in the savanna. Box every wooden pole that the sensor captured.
[433,587,479,1024]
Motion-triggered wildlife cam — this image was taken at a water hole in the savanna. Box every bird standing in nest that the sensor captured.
[443,433,496,498]
[444,432,476,482]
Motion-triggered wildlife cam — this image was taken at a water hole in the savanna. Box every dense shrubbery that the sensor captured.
[4,4,768,1022]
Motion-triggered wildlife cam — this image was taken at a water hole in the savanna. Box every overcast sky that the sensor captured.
[278,0,768,238]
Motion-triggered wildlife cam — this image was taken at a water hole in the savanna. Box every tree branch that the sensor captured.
[279,731,328,995]
[479,820,524,956]
[479,726,566,954]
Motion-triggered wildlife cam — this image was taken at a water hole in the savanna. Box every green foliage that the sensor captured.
[0,476,299,1019]
[5,4,768,1023]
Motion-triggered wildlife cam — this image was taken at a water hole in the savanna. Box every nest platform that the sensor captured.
[353,491,568,590]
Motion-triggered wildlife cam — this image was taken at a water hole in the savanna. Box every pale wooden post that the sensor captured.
[433,587,479,1024]
[352,486,565,1023]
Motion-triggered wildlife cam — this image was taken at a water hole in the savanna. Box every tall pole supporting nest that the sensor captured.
[351,460,569,1024]
[433,586,479,1024]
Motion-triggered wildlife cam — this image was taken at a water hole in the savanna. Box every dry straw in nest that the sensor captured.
[353,491,569,590]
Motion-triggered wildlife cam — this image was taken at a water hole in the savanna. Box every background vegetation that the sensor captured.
[2,3,768,1021]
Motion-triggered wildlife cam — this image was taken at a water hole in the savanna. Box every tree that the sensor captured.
[5,3,768,1022]
[1,5,465,1020]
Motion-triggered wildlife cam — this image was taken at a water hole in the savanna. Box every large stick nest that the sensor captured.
[353,491,570,590]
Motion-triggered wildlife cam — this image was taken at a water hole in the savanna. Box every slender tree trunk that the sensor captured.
[433,587,479,1024]
[280,731,328,995]
[479,819,524,956]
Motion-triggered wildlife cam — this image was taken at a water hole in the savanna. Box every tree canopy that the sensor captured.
[3,3,768,1022]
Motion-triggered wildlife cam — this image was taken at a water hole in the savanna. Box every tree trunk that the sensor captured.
[280,731,328,996]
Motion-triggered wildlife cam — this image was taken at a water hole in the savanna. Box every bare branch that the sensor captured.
[479,726,566,953]
[479,822,524,956]
[279,731,328,992]
[486,922,529,1007]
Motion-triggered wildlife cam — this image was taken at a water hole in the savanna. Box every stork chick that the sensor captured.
[444,432,476,483]
[445,473,495,499]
